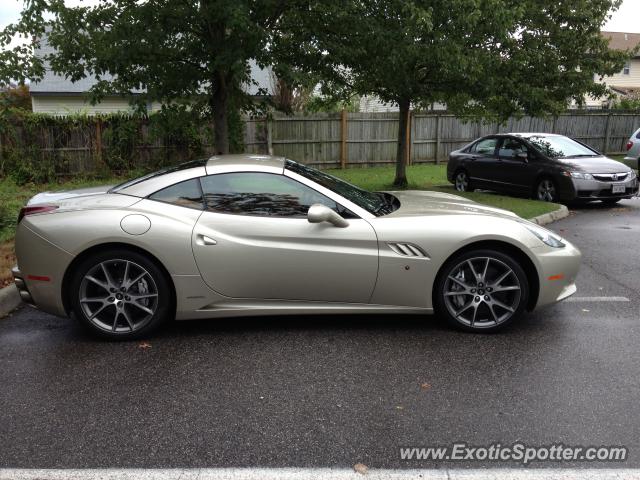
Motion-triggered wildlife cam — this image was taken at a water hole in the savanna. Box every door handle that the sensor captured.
[196,234,217,246]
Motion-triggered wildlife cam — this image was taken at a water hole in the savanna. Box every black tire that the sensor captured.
[602,198,621,206]
[534,177,558,202]
[70,248,173,340]
[454,169,473,192]
[434,249,529,333]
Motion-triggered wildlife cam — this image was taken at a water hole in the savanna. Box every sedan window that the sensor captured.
[200,172,343,218]
[498,139,528,158]
[471,138,498,155]
[527,135,597,159]
[148,178,204,209]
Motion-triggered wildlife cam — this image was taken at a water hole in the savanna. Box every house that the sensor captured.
[584,31,640,108]
[30,33,273,116]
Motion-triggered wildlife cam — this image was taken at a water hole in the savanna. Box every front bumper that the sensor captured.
[11,266,35,305]
[533,239,582,309]
[569,176,638,201]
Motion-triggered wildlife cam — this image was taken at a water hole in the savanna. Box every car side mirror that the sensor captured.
[516,152,529,162]
[307,204,349,228]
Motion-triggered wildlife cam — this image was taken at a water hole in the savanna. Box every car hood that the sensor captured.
[557,156,631,174]
[27,185,115,205]
[384,190,519,219]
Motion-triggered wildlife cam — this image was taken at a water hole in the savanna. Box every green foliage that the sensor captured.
[0,109,216,183]
[0,1,302,154]
[305,95,360,114]
[611,98,640,110]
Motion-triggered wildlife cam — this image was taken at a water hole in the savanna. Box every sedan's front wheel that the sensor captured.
[454,170,473,192]
[435,250,529,332]
[70,249,173,340]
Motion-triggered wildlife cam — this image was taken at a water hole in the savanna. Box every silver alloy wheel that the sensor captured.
[537,179,556,202]
[443,256,521,328]
[79,259,159,333]
[455,171,469,191]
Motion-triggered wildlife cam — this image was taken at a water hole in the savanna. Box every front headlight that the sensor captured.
[567,171,593,180]
[627,170,637,181]
[523,224,565,248]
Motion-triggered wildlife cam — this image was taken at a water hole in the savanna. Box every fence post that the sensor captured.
[434,113,441,164]
[95,118,103,168]
[406,109,412,166]
[552,115,557,133]
[603,112,612,154]
[265,117,273,155]
[340,109,348,168]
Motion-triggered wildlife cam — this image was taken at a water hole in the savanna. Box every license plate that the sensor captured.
[612,184,625,194]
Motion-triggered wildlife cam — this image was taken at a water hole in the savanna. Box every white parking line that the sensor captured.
[1,469,640,480]
[566,296,630,302]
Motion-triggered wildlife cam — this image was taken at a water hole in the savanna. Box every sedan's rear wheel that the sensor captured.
[70,249,172,340]
[435,250,529,332]
[454,170,473,192]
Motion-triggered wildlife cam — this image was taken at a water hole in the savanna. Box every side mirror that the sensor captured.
[307,204,349,228]
[516,151,529,162]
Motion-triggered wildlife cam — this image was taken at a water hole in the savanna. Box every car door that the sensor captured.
[495,137,534,193]
[466,137,501,189]
[191,171,379,303]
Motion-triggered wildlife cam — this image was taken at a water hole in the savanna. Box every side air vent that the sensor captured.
[387,242,429,258]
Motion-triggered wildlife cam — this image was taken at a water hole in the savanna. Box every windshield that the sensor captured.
[526,136,598,159]
[109,159,208,193]
[285,159,393,215]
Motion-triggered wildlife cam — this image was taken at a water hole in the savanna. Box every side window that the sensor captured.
[471,138,498,155]
[498,138,528,159]
[148,178,203,209]
[200,172,341,217]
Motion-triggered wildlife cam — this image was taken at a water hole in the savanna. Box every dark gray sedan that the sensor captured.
[447,133,639,204]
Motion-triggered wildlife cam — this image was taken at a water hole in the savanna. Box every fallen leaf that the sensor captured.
[353,463,368,475]
[582,309,590,312]
[396,405,404,410]
[138,342,152,350]
[420,382,432,390]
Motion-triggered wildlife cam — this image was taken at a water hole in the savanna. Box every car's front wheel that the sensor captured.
[535,178,558,202]
[70,249,173,340]
[435,249,529,332]
[454,169,473,192]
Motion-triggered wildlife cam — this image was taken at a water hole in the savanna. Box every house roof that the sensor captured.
[30,33,273,97]
[602,31,640,57]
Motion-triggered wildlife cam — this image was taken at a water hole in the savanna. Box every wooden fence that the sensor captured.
[1,110,639,176]
[244,110,640,169]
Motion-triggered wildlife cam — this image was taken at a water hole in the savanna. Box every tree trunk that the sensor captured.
[211,71,229,155]
[393,98,411,187]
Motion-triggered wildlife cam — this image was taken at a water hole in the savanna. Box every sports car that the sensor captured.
[12,155,581,339]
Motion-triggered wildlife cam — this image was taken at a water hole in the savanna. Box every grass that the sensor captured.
[0,164,562,286]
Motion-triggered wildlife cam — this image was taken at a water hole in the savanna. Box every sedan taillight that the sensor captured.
[626,141,634,151]
[17,205,59,224]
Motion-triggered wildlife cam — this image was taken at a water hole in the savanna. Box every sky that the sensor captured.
[1,0,640,47]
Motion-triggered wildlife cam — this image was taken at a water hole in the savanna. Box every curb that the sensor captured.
[528,204,569,226]
[0,284,22,318]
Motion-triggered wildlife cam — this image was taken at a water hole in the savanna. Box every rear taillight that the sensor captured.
[17,204,58,224]
[626,141,634,151]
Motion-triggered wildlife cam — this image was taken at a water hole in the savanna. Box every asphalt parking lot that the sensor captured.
[0,198,639,470]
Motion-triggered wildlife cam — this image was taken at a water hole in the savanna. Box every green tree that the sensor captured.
[0,0,292,154]
[281,0,632,186]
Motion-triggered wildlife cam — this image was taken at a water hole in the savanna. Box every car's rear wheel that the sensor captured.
[454,169,473,192]
[535,178,558,202]
[70,249,172,340]
[435,249,529,332]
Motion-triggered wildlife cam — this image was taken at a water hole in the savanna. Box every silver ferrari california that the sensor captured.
[12,155,581,339]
